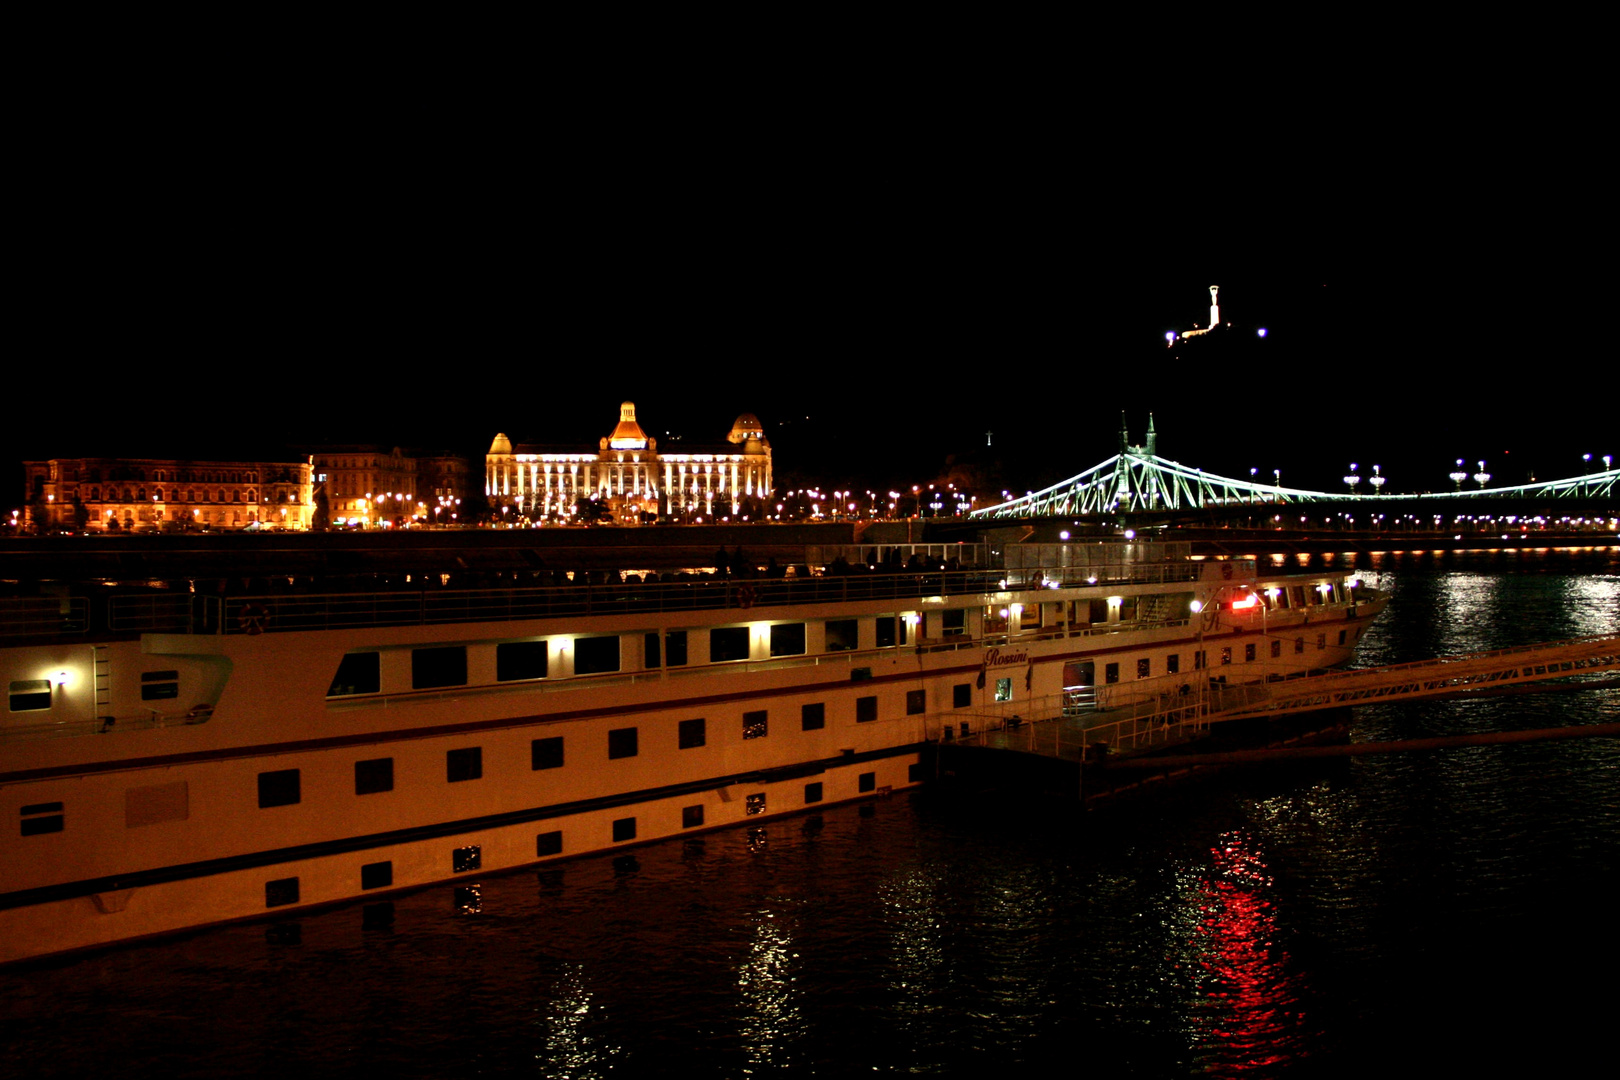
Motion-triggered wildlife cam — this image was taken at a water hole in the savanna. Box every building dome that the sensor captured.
[608,402,649,450]
[489,433,513,455]
[727,413,766,444]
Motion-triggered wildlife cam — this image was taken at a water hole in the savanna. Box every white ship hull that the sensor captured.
[1,542,1384,963]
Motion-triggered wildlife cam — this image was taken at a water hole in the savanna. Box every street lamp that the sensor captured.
[1450,459,1468,491]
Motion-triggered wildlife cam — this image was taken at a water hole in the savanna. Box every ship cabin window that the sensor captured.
[943,609,966,636]
[1295,637,1305,654]
[683,805,704,828]
[413,647,467,690]
[1167,654,1180,674]
[574,636,621,675]
[679,718,706,749]
[258,769,300,808]
[140,670,180,701]
[328,652,380,697]
[643,632,660,668]
[1221,647,1232,666]
[536,830,563,856]
[710,627,749,663]
[453,846,481,872]
[856,696,878,723]
[770,622,806,657]
[20,802,64,836]
[1137,658,1151,678]
[612,817,636,842]
[532,737,564,770]
[1317,633,1327,650]
[1338,629,1347,645]
[361,861,393,890]
[906,690,925,715]
[497,641,547,681]
[858,772,876,793]
[608,727,638,759]
[984,606,1009,635]
[1271,639,1282,658]
[875,617,900,648]
[446,747,482,783]
[743,710,768,739]
[265,878,300,908]
[1089,599,1110,624]
[1118,597,1138,622]
[825,619,858,651]
[953,683,971,708]
[805,782,824,804]
[746,793,766,816]
[996,678,1012,702]
[1246,643,1257,662]
[802,703,826,730]
[9,679,52,712]
[1194,651,1206,670]
[1105,663,1119,684]
[665,631,688,666]
[355,758,394,795]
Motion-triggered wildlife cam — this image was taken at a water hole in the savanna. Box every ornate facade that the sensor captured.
[486,402,772,521]
[23,458,313,531]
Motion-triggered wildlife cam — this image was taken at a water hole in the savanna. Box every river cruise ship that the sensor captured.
[1,532,1385,963]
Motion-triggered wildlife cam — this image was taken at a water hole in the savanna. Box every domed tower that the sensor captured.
[608,402,650,450]
[727,413,768,449]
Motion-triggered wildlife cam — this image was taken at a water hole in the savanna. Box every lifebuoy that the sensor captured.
[240,603,269,635]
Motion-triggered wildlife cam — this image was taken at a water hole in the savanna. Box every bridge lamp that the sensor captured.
[1370,465,1385,493]
[1344,464,1360,494]
[1450,460,1468,490]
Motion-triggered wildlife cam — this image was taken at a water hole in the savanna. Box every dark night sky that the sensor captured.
[8,73,1612,508]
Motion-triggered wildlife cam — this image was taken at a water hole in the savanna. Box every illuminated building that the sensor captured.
[23,457,313,531]
[311,447,472,527]
[485,402,773,521]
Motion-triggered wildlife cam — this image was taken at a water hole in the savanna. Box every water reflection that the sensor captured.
[735,906,801,1074]
[532,962,620,1080]
[1168,830,1312,1075]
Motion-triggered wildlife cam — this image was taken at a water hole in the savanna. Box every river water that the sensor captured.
[3,552,1617,1078]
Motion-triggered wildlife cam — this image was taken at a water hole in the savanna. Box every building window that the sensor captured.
[996,678,1012,702]
[858,772,876,793]
[825,619,858,651]
[711,627,749,662]
[20,802,64,836]
[1137,658,1151,678]
[856,696,878,723]
[265,878,300,908]
[770,623,806,657]
[497,641,547,681]
[453,846,481,872]
[8,679,52,712]
[1104,663,1119,684]
[745,793,766,816]
[612,817,636,842]
[328,652,380,696]
[574,636,621,675]
[354,758,394,795]
[801,703,825,730]
[139,670,180,701]
[361,861,393,890]
[804,782,824,803]
[743,710,768,739]
[532,737,564,770]
[412,646,468,690]
[679,717,706,749]
[258,769,300,808]
[608,727,638,759]
[953,683,971,708]
[906,689,925,715]
[682,805,704,828]
[447,747,482,783]
[1271,639,1282,658]
[536,830,563,856]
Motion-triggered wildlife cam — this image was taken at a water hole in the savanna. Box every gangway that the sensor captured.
[939,634,1620,761]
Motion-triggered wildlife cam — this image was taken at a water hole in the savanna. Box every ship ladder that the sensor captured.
[91,644,112,712]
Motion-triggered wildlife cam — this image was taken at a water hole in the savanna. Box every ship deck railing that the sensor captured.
[3,560,1206,638]
[0,704,213,742]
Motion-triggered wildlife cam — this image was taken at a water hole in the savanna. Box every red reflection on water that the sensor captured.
[1175,830,1310,1075]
